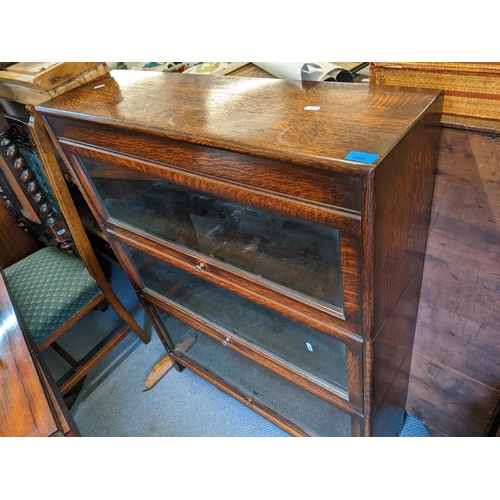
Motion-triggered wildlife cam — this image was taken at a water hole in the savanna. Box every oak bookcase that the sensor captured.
[36,71,443,436]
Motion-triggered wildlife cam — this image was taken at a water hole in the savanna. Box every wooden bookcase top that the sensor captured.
[37,70,442,172]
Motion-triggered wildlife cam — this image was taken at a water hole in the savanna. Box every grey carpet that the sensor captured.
[399,414,431,437]
[42,261,430,437]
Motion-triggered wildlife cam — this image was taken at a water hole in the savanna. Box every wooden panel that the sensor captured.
[373,98,443,336]
[0,62,101,87]
[37,70,442,172]
[0,63,108,106]
[0,63,100,91]
[407,352,499,437]
[51,123,364,213]
[415,302,500,390]
[437,130,500,188]
[429,215,499,266]
[0,69,41,85]
[0,82,49,106]
[33,63,101,90]
[371,353,411,437]
[214,63,275,78]
[431,181,500,231]
[0,199,42,268]
[407,126,500,436]
[372,267,424,416]
[420,253,500,336]
[372,62,500,73]
[3,62,58,76]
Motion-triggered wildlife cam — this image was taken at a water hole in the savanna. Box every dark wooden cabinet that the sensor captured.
[36,71,443,436]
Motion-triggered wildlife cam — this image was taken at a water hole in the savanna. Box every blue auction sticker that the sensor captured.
[344,151,379,164]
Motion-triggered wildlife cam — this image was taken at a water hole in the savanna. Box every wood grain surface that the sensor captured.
[49,120,364,211]
[37,71,441,171]
[0,199,42,268]
[37,72,442,436]
[0,63,109,106]
[372,101,442,336]
[407,127,500,436]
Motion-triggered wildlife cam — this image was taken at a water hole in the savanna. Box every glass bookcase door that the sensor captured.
[123,243,349,397]
[157,310,352,437]
[76,156,344,312]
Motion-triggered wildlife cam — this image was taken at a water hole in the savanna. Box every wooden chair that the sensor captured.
[2,245,120,396]
[0,108,150,398]
[0,268,80,437]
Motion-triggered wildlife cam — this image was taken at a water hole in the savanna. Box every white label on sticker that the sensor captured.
[304,106,320,111]
[306,342,313,352]
[57,229,66,235]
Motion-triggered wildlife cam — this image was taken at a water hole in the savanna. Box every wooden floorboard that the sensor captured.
[407,126,500,436]
[408,352,500,436]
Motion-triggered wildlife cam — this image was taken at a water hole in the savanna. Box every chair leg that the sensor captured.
[100,293,151,344]
[59,325,131,396]
[49,342,87,409]
[95,299,109,312]
[63,377,86,411]
[50,341,81,370]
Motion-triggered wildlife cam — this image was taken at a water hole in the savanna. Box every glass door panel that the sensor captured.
[77,156,343,311]
[123,243,349,396]
[158,310,352,437]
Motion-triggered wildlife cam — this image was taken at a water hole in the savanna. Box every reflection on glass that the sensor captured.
[156,310,352,437]
[78,156,343,310]
[124,243,348,395]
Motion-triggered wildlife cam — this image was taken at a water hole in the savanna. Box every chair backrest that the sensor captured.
[0,114,73,252]
[1,107,151,394]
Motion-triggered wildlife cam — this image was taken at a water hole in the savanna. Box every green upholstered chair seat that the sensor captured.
[4,246,102,346]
